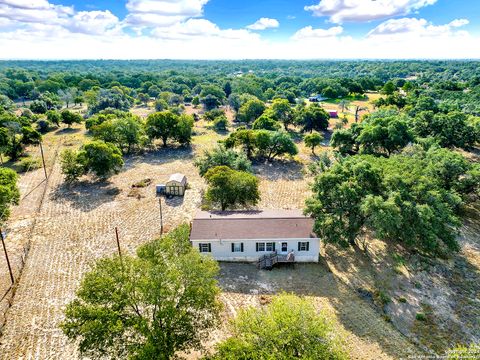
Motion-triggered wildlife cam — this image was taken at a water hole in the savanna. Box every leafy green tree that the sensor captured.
[252,113,281,131]
[174,114,194,146]
[330,128,358,155]
[0,118,42,160]
[306,148,478,255]
[211,293,348,360]
[88,88,133,115]
[304,132,324,154]
[74,95,84,106]
[75,141,124,179]
[356,111,413,155]
[228,93,242,113]
[61,110,83,127]
[204,109,225,122]
[270,98,294,130]
[137,92,149,106]
[145,111,178,147]
[213,115,228,132]
[296,103,330,133]
[204,166,259,211]
[223,81,232,98]
[0,168,19,222]
[238,99,266,125]
[255,130,298,161]
[224,128,258,159]
[192,96,200,108]
[60,149,85,183]
[29,100,48,114]
[195,145,252,177]
[92,116,145,153]
[200,85,225,110]
[46,110,61,127]
[331,110,413,156]
[305,157,383,247]
[61,224,221,360]
[411,111,479,149]
[412,96,438,114]
[381,81,396,95]
[154,98,168,111]
[0,95,14,113]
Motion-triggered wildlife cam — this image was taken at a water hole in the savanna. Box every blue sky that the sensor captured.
[0,0,479,59]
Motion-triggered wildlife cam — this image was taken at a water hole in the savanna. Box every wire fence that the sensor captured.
[0,141,62,332]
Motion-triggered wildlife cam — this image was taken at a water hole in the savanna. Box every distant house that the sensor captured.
[327,110,338,118]
[308,95,328,102]
[165,173,187,196]
[190,210,320,263]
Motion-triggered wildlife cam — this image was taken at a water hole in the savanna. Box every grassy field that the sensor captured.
[0,102,478,359]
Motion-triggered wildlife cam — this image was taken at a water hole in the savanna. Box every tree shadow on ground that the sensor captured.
[123,146,195,170]
[217,259,421,358]
[253,160,305,181]
[50,179,120,212]
[54,127,81,135]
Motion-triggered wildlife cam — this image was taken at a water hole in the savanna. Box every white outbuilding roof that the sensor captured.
[167,173,187,185]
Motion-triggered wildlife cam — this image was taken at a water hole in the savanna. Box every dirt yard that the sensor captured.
[213,262,420,359]
[1,104,475,359]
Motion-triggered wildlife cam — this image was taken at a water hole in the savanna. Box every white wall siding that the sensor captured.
[191,238,320,263]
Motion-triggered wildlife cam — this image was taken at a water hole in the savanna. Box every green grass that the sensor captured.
[416,312,427,321]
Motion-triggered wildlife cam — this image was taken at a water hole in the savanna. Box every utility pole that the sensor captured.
[39,142,48,180]
[114,227,122,260]
[0,229,14,285]
[158,197,164,235]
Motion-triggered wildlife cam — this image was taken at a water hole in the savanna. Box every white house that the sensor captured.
[190,210,320,263]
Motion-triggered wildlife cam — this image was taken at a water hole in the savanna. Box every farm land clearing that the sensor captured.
[0,95,478,359]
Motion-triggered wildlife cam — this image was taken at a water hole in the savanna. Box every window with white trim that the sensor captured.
[298,242,310,252]
[199,243,211,253]
[232,243,244,252]
[256,242,275,252]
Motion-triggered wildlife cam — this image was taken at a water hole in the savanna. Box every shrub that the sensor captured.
[18,156,41,172]
[416,312,427,321]
[36,120,52,133]
[0,167,20,222]
[213,115,228,131]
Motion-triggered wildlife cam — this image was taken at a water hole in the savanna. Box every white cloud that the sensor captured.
[152,18,258,40]
[305,0,437,23]
[65,11,120,35]
[292,25,343,40]
[0,25,479,59]
[368,17,469,37]
[247,17,279,30]
[0,0,477,60]
[125,0,209,26]
[0,0,73,24]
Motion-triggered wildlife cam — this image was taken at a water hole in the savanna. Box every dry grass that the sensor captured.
[0,105,454,360]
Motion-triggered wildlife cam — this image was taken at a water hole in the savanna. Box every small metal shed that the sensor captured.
[165,173,187,196]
